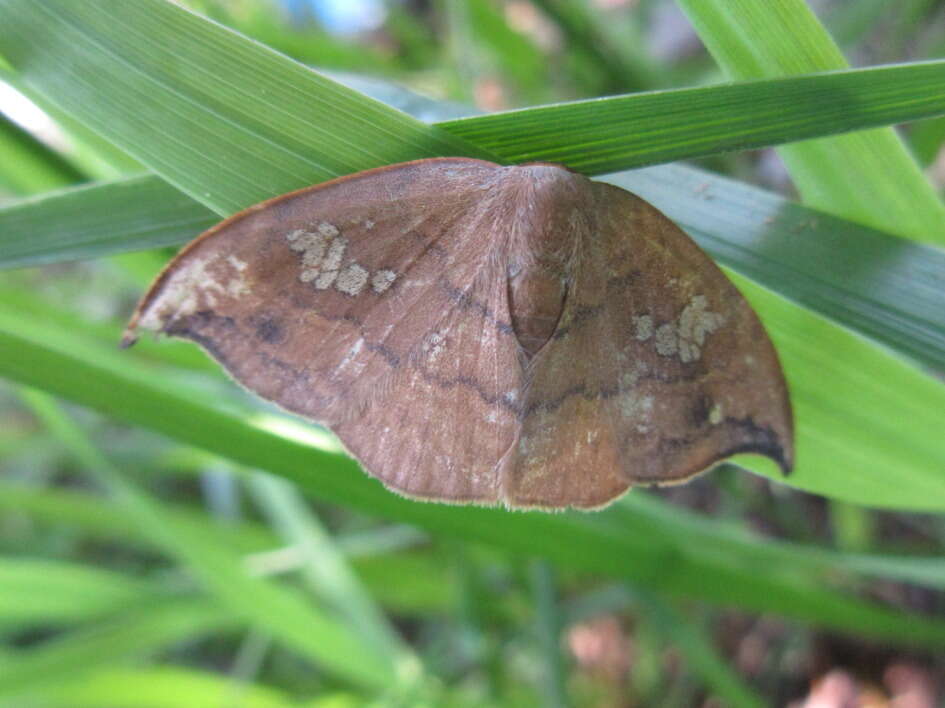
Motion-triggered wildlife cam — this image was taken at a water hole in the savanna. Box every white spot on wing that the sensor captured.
[371,269,397,293]
[336,263,369,296]
[632,314,653,341]
[709,403,723,425]
[651,295,723,363]
[227,255,248,271]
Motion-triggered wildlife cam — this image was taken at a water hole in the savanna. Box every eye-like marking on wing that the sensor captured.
[124,158,793,511]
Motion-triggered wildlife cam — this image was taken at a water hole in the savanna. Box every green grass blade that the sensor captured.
[3,0,945,216]
[0,175,216,268]
[0,597,236,701]
[0,480,452,615]
[19,388,399,690]
[0,0,486,216]
[247,474,414,668]
[18,666,300,708]
[529,562,568,708]
[438,60,945,179]
[675,0,945,244]
[0,558,157,625]
[3,326,945,649]
[0,479,279,554]
[0,113,84,195]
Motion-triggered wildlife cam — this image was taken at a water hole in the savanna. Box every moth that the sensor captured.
[123,158,793,510]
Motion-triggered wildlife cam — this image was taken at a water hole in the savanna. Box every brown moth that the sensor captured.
[123,158,793,510]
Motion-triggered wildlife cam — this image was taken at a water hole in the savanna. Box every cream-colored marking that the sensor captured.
[654,323,677,357]
[138,254,233,330]
[363,219,375,230]
[322,236,347,272]
[618,392,653,420]
[226,276,250,298]
[620,361,647,389]
[317,221,339,238]
[676,295,723,363]
[336,264,369,296]
[652,295,723,363]
[314,270,339,290]
[632,314,653,341]
[227,255,248,271]
[709,403,723,425]
[371,269,397,294]
[586,429,599,444]
[302,246,328,267]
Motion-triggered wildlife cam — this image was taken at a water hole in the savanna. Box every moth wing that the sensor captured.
[126,157,521,503]
[503,183,793,509]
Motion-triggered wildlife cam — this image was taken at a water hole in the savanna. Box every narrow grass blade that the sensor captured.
[18,666,300,708]
[20,388,399,690]
[437,60,945,179]
[248,474,414,667]
[3,328,945,649]
[0,113,84,195]
[632,589,765,708]
[0,0,487,216]
[0,598,235,701]
[675,0,945,244]
[0,175,216,268]
[0,558,157,625]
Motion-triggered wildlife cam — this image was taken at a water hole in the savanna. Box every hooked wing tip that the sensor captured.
[119,328,139,349]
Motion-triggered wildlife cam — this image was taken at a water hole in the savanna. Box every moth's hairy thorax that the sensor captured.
[498,165,594,358]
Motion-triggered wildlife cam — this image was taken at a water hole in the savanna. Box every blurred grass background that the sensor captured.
[1,0,944,706]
